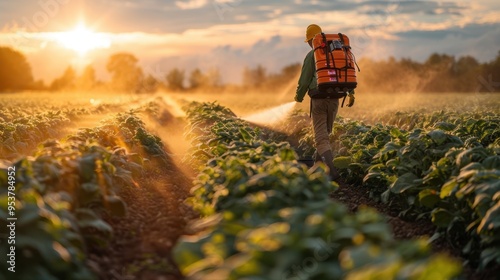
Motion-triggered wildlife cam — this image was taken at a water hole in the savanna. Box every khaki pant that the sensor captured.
[311,98,339,155]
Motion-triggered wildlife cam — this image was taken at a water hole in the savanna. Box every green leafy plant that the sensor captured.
[174,102,461,280]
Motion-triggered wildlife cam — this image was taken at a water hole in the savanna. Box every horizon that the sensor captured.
[1,0,499,84]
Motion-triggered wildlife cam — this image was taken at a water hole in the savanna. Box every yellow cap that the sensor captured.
[305,24,322,42]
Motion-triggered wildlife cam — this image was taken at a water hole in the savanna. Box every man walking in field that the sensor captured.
[294,24,350,181]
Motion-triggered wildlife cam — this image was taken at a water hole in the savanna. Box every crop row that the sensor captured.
[299,112,500,269]
[0,111,168,279]
[0,95,144,122]
[173,102,461,280]
[357,109,499,132]
[0,102,129,159]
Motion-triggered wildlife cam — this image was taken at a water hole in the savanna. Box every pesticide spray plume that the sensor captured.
[241,101,297,127]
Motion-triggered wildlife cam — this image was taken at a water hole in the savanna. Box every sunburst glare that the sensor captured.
[55,23,111,55]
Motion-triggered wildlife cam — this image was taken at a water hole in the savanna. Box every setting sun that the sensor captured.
[56,24,111,55]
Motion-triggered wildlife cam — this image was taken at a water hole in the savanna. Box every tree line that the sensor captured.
[356,52,500,93]
[1,46,499,93]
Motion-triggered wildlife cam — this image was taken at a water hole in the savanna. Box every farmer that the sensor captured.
[294,24,354,181]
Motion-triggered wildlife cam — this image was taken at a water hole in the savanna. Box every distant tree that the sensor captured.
[188,68,221,90]
[77,64,97,90]
[50,66,76,91]
[478,50,500,92]
[281,63,301,77]
[189,68,207,89]
[454,56,479,75]
[166,68,185,91]
[339,50,500,93]
[452,56,480,92]
[357,57,426,93]
[491,50,500,82]
[425,53,455,70]
[206,68,222,88]
[106,53,143,92]
[264,63,301,88]
[0,47,34,92]
[243,65,267,87]
[422,53,456,92]
[140,75,160,93]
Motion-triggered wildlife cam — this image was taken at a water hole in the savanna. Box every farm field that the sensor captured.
[1,91,499,280]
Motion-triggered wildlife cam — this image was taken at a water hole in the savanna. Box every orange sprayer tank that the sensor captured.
[312,32,359,98]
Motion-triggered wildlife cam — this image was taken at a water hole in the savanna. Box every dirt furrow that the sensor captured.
[86,99,197,280]
[87,164,194,280]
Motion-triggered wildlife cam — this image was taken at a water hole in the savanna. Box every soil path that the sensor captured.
[86,99,197,280]
[87,162,195,280]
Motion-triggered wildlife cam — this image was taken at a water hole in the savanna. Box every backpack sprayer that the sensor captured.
[311,32,360,107]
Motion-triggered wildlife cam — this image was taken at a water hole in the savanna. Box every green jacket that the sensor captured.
[295,49,317,102]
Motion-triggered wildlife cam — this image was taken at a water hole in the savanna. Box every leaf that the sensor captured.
[390,127,404,138]
[79,183,100,206]
[483,155,500,169]
[127,153,144,165]
[16,230,72,273]
[333,156,351,169]
[381,189,391,204]
[456,147,489,169]
[427,130,447,145]
[279,148,296,161]
[78,155,96,182]
[461,162,484,171]
[427,232,442,244]
[104,195,127,217]
[17,204,41,228]
[477,201,500,233]
[367,163,385,173]
[480,248,500,269]
[239,128,252,142]
[19,265,59,280]
[389,173,419,194]
[419,189,440,208]
[382,142,401,153]
[440,180,458,198]
[433,122,456,131]
[75,208,113,235]
[431,209,454,228]
[362,172,382,184]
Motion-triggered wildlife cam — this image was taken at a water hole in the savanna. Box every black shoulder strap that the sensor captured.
[337,33,348,81]
[338,33,345,46]
[322,33,330,68]
[341,95,347,107]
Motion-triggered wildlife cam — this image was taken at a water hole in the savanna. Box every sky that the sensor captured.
[1,0,499,84]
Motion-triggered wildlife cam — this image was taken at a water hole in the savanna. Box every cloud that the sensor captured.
[175,0,208,10]
[368,23,500,63]
[359,1,467,16]
[154,34,307,84]
[0,0,497,35]
[1,0,500,84]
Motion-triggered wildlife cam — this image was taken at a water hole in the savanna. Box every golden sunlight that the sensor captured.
[56,23,111,55]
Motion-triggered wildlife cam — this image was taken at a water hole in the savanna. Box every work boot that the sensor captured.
[320,151,341,181]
